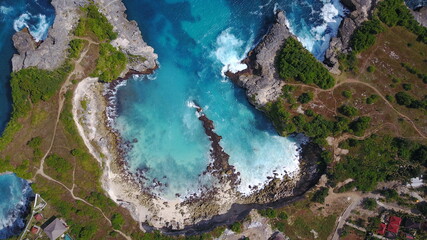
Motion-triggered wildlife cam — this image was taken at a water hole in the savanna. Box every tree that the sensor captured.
[312,187,329,203]
[111,213,125,230]
[339,105,359,117]
[298,92,314,104]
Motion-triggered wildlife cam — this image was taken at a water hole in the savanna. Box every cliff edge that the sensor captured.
[11,0,157,74]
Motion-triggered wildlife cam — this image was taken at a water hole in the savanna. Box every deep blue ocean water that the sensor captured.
[115,0,345,199]
[0,174,34,239]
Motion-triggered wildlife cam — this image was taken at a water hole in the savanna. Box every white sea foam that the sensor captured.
[0,6,13,15]
[13,12,50,42]
[214,28,249,76]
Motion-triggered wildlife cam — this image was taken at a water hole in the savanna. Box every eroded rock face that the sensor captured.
[324,0,376,74]
[229,11,292,107]
[11,0,157,74]
[411,6,427,27]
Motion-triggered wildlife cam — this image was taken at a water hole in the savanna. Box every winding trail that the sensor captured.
[32,42,131,240]
[286,78,427,139]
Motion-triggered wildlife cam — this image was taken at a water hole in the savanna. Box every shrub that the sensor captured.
[258,208,277,218]
[402,83,412,91]
[45,154,72,174]
[342,90,352,99]
[277,37,335,89]
[363,198,378,210]
[350,19,384,53]
[395,91,413,106]
[386,95,394,102]
[75,4,117,41]
[68,39,86,58]
[338,105,359,117]
[111,213,125,230]
[366,94,379,104]
[312,187,329,203]
[92,43,127,82]
[349,116,371,136]
[229,222,242,233]
[298,92,314,104]
[27,136,42,149]
[367,65,376,73]
[278,211,288,220]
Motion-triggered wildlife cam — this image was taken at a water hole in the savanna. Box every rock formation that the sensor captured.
[11,0,157,74]
[324,0,377,74]
[410,6,427,27]
[229,11,293,107]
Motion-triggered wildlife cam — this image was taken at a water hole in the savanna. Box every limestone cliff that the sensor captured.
[11,0,157,74]
[229,11,293,107]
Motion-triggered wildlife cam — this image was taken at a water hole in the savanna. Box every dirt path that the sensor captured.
[286,78,427,139]
[32,42,131,240]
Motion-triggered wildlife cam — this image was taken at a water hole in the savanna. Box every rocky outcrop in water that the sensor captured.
[227,11,293,107]
[324,0,377,74]
[11,0,157,73]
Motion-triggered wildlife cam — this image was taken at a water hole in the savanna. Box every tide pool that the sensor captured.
[115,0,344,199]
[0,174,34,240]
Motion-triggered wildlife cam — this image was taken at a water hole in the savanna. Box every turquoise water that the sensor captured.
[0,174,34,239]
[115,0,345,199]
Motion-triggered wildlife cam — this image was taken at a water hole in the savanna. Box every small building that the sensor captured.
[30,226,40,234]
[43,218,68,240]
[34,213,44,222]
[377,223,387,235]
[387,216,402,234]
[404,219,421,230]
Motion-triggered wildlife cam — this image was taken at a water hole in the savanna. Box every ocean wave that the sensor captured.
[213,28,251,76]
[0,6,13,15]
[13,12,50,42]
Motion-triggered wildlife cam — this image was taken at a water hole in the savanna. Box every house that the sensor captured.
[43,218,68,240]
[404,219,421,230]
[387,216,402,234]
[377,223,387,235]
[34,213,44,222]
[30,226,40,234]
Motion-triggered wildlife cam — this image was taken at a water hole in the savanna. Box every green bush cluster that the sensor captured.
[311,187,329,203]
[350,19,384,53]
[298,92,314,104]
[92,43,127,82]
[366,94,379,104]
[111,213,125,230]
[277,37,335,89]
[362,198,378,210]
[395,91,427,110]
[75,4,117,41]
[401,63,427,83]
[45,154,73,174]
[264,100,371,142]
[377,0,427,44]
[338,105,359,117]
[342,90,352,99]
[229,222,243,233]
[330,135,426,191]
[258,208,277,218]
[68,39,86,58]
[0,63,72,151]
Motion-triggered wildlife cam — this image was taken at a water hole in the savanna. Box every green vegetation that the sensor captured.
[401,62,427,83]
[362,198,378,210]
[395,91,427,110]
[229,221,243,233]
[92,43,127,82]
[68,39,86,58]
[298,92,314,104]
[27,136,43,161]
[366,94,379,104]
[330,135,426,191]
[402,83,412,91]
[75,4,117,41]
[45,154,73,174]
[277,37,335,89]
[350,18,384,53]
[342,90,352,99]
[311,187,329,203]
[377,0,427,44]
[349,116,371,136]
[258,208,277,218]
[111,213,125,230]
[367,65,376,73]
[338,105,359,117]
[0,63,72,151]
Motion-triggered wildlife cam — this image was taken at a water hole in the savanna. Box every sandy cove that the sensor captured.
[72,76,323,233]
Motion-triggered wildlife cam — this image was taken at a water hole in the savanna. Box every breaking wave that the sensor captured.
[13,12,50,42]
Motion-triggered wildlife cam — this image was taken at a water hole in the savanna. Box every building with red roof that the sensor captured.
[34,213,44,222]
[30,226,40,234]
[387,216,402,234]
[377,223,387,235]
